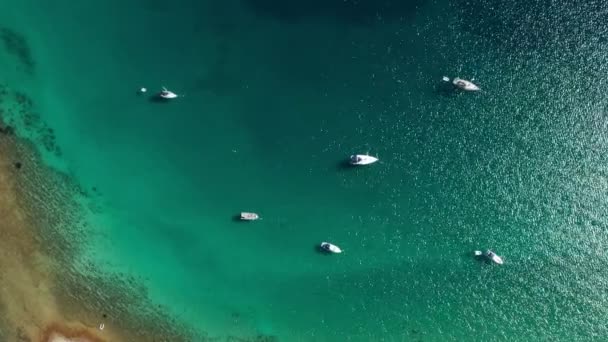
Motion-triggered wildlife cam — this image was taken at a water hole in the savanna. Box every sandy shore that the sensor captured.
[0,130,120,341]
[0,114,197,341]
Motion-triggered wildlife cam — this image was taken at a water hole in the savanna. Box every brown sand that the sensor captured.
[0,133,120,341]
[0,131,199,341]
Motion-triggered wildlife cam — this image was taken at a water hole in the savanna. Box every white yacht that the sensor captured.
[240,212,259,221]
[350,154,378,166]
[485,250,503,264]
[159,87,179,99]
[443,76,480,91]
[320,242,342,254]
[475,249,503,264]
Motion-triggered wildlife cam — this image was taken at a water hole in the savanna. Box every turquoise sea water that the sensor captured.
[3,0,608,340]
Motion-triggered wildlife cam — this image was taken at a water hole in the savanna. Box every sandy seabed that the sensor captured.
[0,24,195,340]
[0,120,197,341]
[0,133,110,341]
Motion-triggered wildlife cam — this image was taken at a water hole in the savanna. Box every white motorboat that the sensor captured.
[159,87,179,99]
[442,76,480,91]
[484,250,503,265]
[474,249,503,264]
[350,154,378,166]
[320,242,342,254]
[240,212,259,221]
[452,78,480,91]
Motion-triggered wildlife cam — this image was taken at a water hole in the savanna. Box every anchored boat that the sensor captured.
[350,154,378,166]
[240,212,259,221]
[474,249,503,264]
[485,250,503,264]
[320,242,342,254]
[443,76,480,91]
[159,86,179,99]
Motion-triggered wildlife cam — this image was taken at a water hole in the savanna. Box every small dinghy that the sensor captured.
[350,154,378,166]
[443,76,480,91]
[320,242,342,254]
[240,212,259,221]
[475,249,503,264]
[159,87,179,99]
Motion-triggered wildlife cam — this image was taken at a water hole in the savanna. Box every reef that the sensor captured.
[0,85,61,158]
[0,27,35,74]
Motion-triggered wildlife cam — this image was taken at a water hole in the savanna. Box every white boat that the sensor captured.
[350,154,378,166]
[452,77,480,91]
[485,250,503,264]
[442,76,480,91]
[320,242,342,254]
[159,87,178,99]
[240,212,259,221]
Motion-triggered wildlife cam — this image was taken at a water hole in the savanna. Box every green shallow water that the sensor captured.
[2,0,608,340]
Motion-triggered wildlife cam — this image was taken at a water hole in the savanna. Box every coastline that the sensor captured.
[0,108,197,341]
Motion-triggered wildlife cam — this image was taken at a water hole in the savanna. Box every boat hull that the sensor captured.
[350,155,378,166]
[321,242,342,254]
[240,212,259,221]
[490,255,504,264]
[160,93,178,99]
[485,250,504,264]
[453,78,480,91]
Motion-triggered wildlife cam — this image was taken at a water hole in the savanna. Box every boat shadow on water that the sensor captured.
[433,83,459,97]
[471,253,486,262]
[232,214,265,223]
[232,214,259,222]
[335,160,357,171]
[147,94,173,103]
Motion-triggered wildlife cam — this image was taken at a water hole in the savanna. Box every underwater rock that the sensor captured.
[0,27,35,74]
[0,125,14,135]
